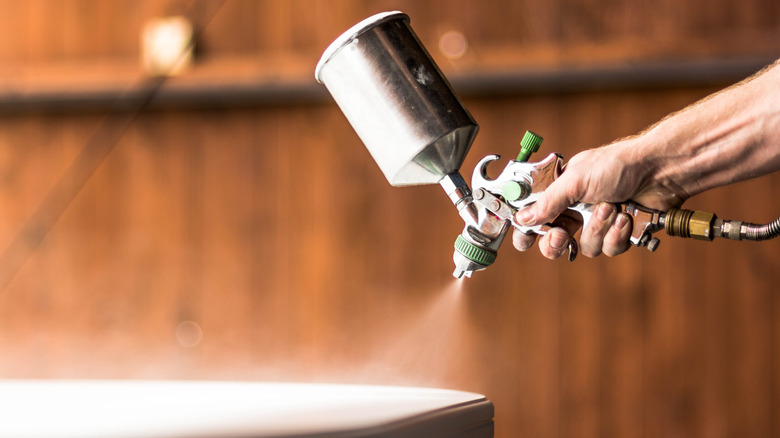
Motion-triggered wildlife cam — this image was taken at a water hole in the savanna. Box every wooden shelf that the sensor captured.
[0,44,776,113]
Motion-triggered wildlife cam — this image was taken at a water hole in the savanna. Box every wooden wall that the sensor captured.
[1,1,780,437]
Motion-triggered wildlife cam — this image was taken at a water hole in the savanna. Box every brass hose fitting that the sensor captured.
[664,208,780,242]
[664,208,716,241]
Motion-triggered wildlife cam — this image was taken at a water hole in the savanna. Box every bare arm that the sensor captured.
[514,59,780,259]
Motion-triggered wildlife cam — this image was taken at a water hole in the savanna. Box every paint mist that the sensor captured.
[350,278,477,389]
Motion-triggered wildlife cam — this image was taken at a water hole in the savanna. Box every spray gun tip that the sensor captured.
[452,269,472,279]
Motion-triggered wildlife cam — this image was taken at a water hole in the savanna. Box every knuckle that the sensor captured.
[539,235,564,260]
[512,231,536,252]
[603,231,630,257]
[581,246,603,258]
[604,245,629,257]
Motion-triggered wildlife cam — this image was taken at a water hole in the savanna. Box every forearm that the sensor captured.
[634,59,780,200]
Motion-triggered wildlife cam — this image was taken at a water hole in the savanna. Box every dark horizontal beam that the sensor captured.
[0,55,774,114]
[452,55,777,96]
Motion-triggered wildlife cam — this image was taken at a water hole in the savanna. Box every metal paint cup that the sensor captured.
[315,11,478,186]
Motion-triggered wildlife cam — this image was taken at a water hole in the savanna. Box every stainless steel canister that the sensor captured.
[315,11,478,186]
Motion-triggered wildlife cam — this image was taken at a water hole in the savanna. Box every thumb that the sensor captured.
[515,176,579,226]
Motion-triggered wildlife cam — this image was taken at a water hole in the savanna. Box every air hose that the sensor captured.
[728,216,780,241]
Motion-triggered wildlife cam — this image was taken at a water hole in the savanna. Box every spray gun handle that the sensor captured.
[567,201,665,250]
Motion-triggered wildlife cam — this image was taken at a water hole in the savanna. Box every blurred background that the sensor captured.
[1,0,780,437]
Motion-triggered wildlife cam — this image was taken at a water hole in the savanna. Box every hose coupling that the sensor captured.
[664,208,716,241]
[664,208,780,242]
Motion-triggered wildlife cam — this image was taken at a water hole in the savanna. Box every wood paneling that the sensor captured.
[1,1,779,437]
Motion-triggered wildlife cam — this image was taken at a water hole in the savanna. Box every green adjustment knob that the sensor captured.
[455,235,497,267]
[502,181,527,202]
[516,131,543,162]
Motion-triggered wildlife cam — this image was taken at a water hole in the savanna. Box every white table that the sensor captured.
[0,380,493,437]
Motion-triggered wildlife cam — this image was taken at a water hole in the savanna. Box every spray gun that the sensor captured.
[316,11,780,278]
[443,132,780,277]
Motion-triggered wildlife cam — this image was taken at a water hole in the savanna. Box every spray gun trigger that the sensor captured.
[473,188,579,261]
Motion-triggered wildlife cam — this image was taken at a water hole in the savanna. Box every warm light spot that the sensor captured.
[176,320,203,348]
[141,16,194,76]
[439,30,468,60]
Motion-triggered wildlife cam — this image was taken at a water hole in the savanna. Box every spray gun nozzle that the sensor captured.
[440,174,508,278]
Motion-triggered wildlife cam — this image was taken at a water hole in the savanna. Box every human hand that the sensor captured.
[511,138,687,259]
[512,59,780,260]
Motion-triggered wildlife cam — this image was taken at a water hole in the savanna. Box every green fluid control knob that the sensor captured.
[454,235,496,267]
[516,131,543,162]
[502,181,526,202]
